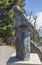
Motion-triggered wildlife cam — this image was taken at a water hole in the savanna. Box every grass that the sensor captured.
[39,42,42,46]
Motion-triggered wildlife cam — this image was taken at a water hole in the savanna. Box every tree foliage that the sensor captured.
[0,0,25,43]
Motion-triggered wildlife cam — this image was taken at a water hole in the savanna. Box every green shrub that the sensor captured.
[39,42,42,46]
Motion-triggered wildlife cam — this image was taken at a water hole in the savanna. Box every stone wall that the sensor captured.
[30,41,42,61]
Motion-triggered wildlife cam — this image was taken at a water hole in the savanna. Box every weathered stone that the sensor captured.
[13,6,30,60]
[15,27,30,60]
[13,6,32,30]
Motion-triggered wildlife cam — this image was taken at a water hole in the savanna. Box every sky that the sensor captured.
[25,0,42,14]
[25,0,42,30]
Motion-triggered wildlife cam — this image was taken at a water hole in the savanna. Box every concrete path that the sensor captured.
[0,46,15,65]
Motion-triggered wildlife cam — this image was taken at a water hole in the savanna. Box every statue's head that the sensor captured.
[13,5,29,29]
[13,6,23,16]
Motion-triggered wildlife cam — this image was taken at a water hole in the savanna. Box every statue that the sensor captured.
[13,6,30,61]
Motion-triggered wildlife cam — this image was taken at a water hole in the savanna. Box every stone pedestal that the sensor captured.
[7,53,41,65]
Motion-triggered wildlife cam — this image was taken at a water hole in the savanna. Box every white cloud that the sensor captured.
[36,12,42,30]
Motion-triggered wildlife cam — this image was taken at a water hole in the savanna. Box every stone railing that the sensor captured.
[30,40,42,61]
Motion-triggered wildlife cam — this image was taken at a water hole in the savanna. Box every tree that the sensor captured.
[0,0,25,44]
[27,12,40,43]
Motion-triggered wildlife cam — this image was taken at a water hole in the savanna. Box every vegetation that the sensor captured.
[39,42,42,46]
[27,13,41,44]
[0,0,25,44]
[39,37,42,46]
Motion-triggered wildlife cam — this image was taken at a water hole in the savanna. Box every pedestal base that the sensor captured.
[7,53,41,65]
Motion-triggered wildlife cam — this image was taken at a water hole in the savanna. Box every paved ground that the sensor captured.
[0,46,42,65]
[0,46,15,65]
